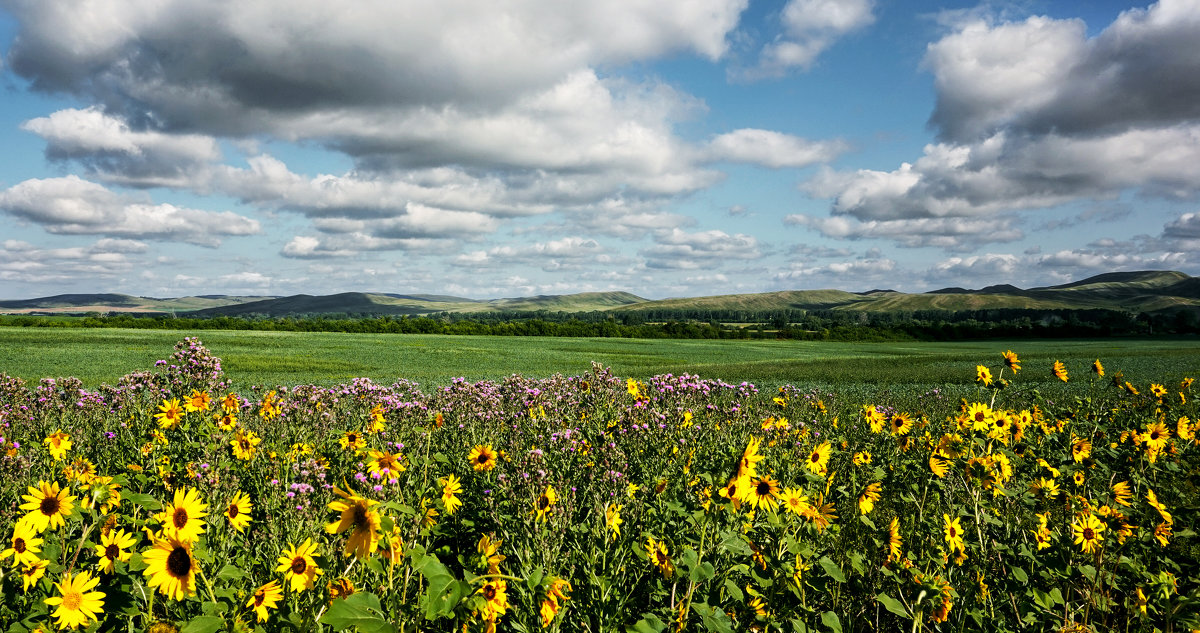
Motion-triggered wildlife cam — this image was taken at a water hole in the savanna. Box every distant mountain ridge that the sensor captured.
[2,270,1198,317]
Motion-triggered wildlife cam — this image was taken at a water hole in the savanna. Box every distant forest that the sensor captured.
[3,306,1198,340]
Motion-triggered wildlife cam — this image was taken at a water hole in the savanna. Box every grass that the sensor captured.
[1,326,1198,391]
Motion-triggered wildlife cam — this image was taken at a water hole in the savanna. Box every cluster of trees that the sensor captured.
[2,306,1197,340]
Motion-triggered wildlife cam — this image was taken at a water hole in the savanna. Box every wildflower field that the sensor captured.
[1,338,1197,632]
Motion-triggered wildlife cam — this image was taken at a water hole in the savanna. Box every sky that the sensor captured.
[2,0,1199,301]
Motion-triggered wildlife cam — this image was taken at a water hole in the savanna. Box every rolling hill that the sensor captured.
[2,271,1197,318]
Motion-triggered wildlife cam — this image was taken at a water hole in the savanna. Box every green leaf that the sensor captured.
[859,515,877,530]
[690,561,715,584]
[721,534,753,557]
[876,593,908,618]
[722,578,744,602]
[1011,567,1029,584]
[216,563,245,582]
[627,613,668,633]
[319,592,397,633]
[691,603,735,633]
[821,611,843,633]
[126,492,162,512]
[818,556,846,583]
[413,553,467,620]
[180,616,225,633]
[848,552,865,576]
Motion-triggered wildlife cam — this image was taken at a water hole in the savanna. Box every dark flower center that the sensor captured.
[537,495,550,510]
[173,508,189,529]
[254,592,265,606]
[227,503,239,519]
[810,452,820,463]
[348,434,358,444]
[40,496,61,516]
[105,544,119,559]
[166,546,192,578]
[756,481,771,496]
[948,527,957,538]
[352,504,368,528]
[1083,528,1095,540]
[483,584,497,600]
[477,453,489,464]
[14,538,25,553]
[291,557,307,575]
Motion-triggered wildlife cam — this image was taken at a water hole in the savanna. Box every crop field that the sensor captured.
[0,335,1197,632]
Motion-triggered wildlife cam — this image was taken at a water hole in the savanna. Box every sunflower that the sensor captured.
[1002,350,1020,372]
[220,392,240,412]
[605,503,623,540]
[277,538,323,592]
[975,365,993,387]
[379,525,405,566]
[738,437,765,479]
[230,429,261,461]
[95,528,136,574]
[477,578,510,622]
[1071,435,1091,463]
[858,482,882,515]
[477,533,505,573]
[746,475,780,511]
[325,486,381,559]
[1072,471,1085,486]
[1030,477,1060,500]
[157,488,208,544]
[1146,489,1172,524]
[943,514,966,553]
[259,390,280,419]
[1052,360,1069,382]
[339,430,365,453]
[1177,416,1194,441]
[890,412,914,436]
[929,454,950,478]
[467,444,498,472]
[533,485,558,522]
[539,577,572,628]
[1154,522,1172,547]
[862,404,887,433]
[779,487,810,516]
[80,475,121,514]
[963,402,992,432]
[247,580,283,622]
[142,536,198,600]
[214,412,238,431]
[806,494,838,533]
[224,491,253,533]
[1143,420,1171,453]
[1111,481,1133,507]
[328,577,356,601]
[44,570,105,630]
[805,441,832,475]
[21,558,49,592]
[441,474,463,515]
[43,430,72,461]
[1072,514,1105,553]
[646,537,674,578]
[1091,359,1104,376]
[155,398,184,429]
[887,517,902,563]
[367,449,406,479]
[1150,383,1167,399]
[184,390,211,413]
[19,481,76,533]
[2,520,44,568]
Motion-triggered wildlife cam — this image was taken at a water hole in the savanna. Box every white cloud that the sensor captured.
[928,253,1021,279]
[641,227,761,270]
[453,237,613,272]
[785,213,1023,250]
[772,256,896,287]
[706,128,847,168]
[745,0,874,78]
[0,238,141,284]
[1164,212,1200,239]
[0,176,261,246]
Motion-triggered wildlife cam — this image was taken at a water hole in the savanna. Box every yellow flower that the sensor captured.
[943,514,966,553]
[975,365,993,386]
[259,390,281,419]
[1072,514,1105,553]
[21,558,49,592]
[862,404,887,433]
[328,577,356,602]
[276,538,323,592]
[805,441,832,475]
[367,449,406,479]
[890,412,914,436]
[224,491,253,533]
[325,486,380,559]
[1154,522,1172,546]
[466,444,497,472]
[19,481,76,533]
[440,474,463,515]
[964,403,992,432]
[1071,435,1091,463]
[1146,489,1172,525]
[1002,350,1020,372]
[1091,359,1104,376]
[94,528,137,574]
[738,437,765,480]
[2,520,44,568]
[853,451,872,466]
[184,390,211,413]
[533,485,558,522]
[156,487,208,544]
[779,487,810,516]
[1150,383,1167,399]
[230,429,261,461]
[477,533,505,573]
[155,398,184,429]
[43,430,72,461]
[929,454,950,478]
[646,536,674,578]
[220,391,240,412]
[858,482,882,515]
[142,536,198,601]
[1143,420,1171,453]
[1052,360,1069,382]
[44,570,105,630]
[248,580,283,622]
[478,578,510,623]
[604,503,623,541]
[539,577,571,628]
[887,517,903,563]
[1111,481,1133,507]
[745,475,780,512]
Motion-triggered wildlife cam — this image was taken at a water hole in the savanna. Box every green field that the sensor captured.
[1,326,1197,389]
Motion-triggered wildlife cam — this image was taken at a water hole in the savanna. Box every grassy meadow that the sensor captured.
[1,326,1198,389]
[0,332,1198,632]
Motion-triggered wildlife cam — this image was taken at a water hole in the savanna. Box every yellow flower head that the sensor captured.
[44,570,105,630]
[2,520,44,568]
[157,488,208,544]
[19,480,76,533]
[248,580,283,622]
[805,441,832,475]
[1002,350,1020,372]
[467,444,498,471]
[43,430,72,461]
[225,491,253,533]
[325,486,380,559]
[1072,514,1105,553]
[975,365,993,387]
[142,536,198,601]
[276,538,323,592]
[1052,360,1069,383]
[533,485,558,522]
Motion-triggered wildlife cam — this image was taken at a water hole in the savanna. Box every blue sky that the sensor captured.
[2,0,1198,300]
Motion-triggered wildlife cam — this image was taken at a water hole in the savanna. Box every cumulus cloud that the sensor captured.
[0,176,260,246]
[785,213,1023,250]
[705,129,847,168]
[1163,212,1200,239]
[0,238,141,284]
[641,227,761,270]
[928,0,1200,143]
[20,107,221,188]
[453,237,614,271]
[745,0,874,78]
[927,253,1021,280]
[772,256,896,287]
